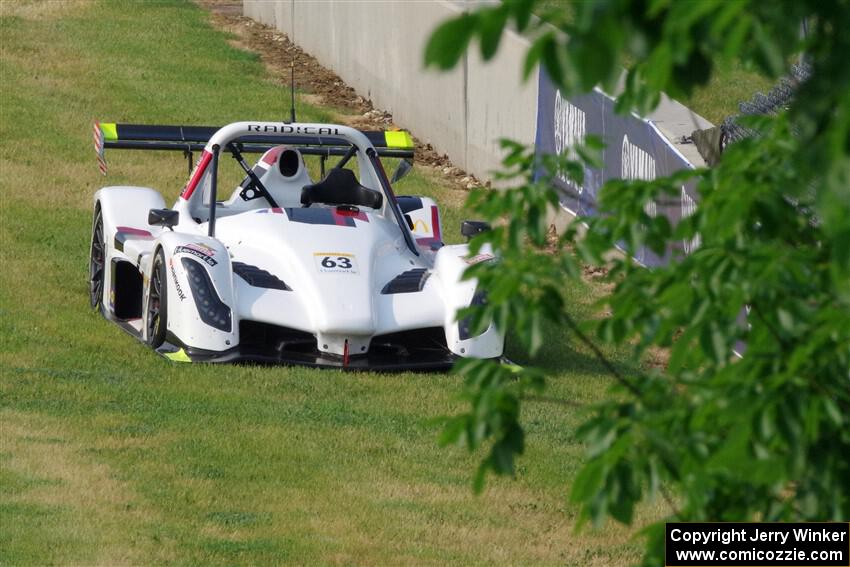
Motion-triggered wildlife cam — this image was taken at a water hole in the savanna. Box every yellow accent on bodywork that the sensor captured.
[384,130,413,149]
[99,122,118,141]
[164,349,192,363]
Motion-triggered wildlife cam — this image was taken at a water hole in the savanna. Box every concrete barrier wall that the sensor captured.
[243,0,538,183]
[466,30,539,178]
[242,1,709,183]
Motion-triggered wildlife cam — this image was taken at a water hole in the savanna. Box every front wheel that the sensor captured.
[146,249,168,348]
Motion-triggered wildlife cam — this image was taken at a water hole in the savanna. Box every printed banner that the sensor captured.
[534,70,701,267]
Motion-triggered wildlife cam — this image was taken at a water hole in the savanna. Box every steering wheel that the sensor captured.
[239,176,278,208]
[229,143,279,208]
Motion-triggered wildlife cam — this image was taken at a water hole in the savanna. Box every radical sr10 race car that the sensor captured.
[90,120,503,370]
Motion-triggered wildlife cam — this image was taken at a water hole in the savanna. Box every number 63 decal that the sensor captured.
[314,252,358,273]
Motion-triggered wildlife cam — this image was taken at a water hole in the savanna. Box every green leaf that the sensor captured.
[438,416,468,447]
[823,398,843,427]
[540,36,564,89]
[776,308,794,333]
[699,322,727,365]
[506,0,534,32]
[425,1,850,563]
[473,460,489,494]
[608,464,637,524]
[492,440,516,475]
[570,458,606,503]
[478,8,509,60]
[423,13,476,69]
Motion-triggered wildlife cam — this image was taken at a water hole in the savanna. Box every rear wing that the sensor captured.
[93,122,414,175]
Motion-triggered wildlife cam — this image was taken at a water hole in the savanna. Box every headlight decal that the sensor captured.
[458,289,489,341]
[180,257,232,332]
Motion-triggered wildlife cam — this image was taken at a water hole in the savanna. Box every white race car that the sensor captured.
[90,120,503,370]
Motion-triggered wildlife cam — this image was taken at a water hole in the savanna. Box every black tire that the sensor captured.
[89,207,105,310]
[147,249,168,348]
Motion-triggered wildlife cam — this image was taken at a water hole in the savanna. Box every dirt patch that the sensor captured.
[643,345,670,371]
[194,0,486,192]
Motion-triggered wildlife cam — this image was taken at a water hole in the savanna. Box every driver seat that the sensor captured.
[301,168,383,209]
[221,146,311,213]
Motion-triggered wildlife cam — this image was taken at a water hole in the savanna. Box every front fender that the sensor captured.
[433,243,504,358]
[151,232,238,352]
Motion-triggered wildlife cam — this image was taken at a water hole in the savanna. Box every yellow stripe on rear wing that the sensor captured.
[384,130,414,150]
[99,122,118,141]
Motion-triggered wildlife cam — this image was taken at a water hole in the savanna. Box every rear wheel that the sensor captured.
[89,208,105,310]
[147,249,168,348]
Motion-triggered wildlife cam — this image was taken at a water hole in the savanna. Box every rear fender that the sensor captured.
[432,243,503,358]
[149,232,237,352]
[95,186,165,243]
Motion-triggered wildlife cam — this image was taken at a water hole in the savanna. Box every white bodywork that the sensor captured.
[93,122,503,368]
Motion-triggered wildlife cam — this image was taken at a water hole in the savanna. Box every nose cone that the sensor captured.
[309,249,376,334]
[218,207,413,355]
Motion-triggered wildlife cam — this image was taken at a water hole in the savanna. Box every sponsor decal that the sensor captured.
[681,186,701,254]
[554,89,586,191]
[247,124,340,136]
[415,205,443,249]
[465,253,495,265]
[314,252,358,274]
[621,134,656,181]
[184,242,216,256]
[412,219,430,234]
[170,264,186,301]
[621,135,658,220]
[174,243,217,266]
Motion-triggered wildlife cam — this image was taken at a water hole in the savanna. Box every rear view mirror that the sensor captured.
[461,220,491,241]
[148,208,179,229]
[390,158,414,184]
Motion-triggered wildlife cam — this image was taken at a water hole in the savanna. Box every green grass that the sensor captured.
[0,1,655,564]
[533,0,775,124]
[684,60,775,125]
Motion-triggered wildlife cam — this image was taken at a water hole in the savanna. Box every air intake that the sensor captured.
[381,268,430,294]
[232,262,292,291]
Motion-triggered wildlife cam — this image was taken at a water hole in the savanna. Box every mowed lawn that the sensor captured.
[1,1,650,565]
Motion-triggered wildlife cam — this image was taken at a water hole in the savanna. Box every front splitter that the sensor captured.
[157,342,459,372]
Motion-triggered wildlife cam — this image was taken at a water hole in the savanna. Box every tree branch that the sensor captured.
[560,311,646,399]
